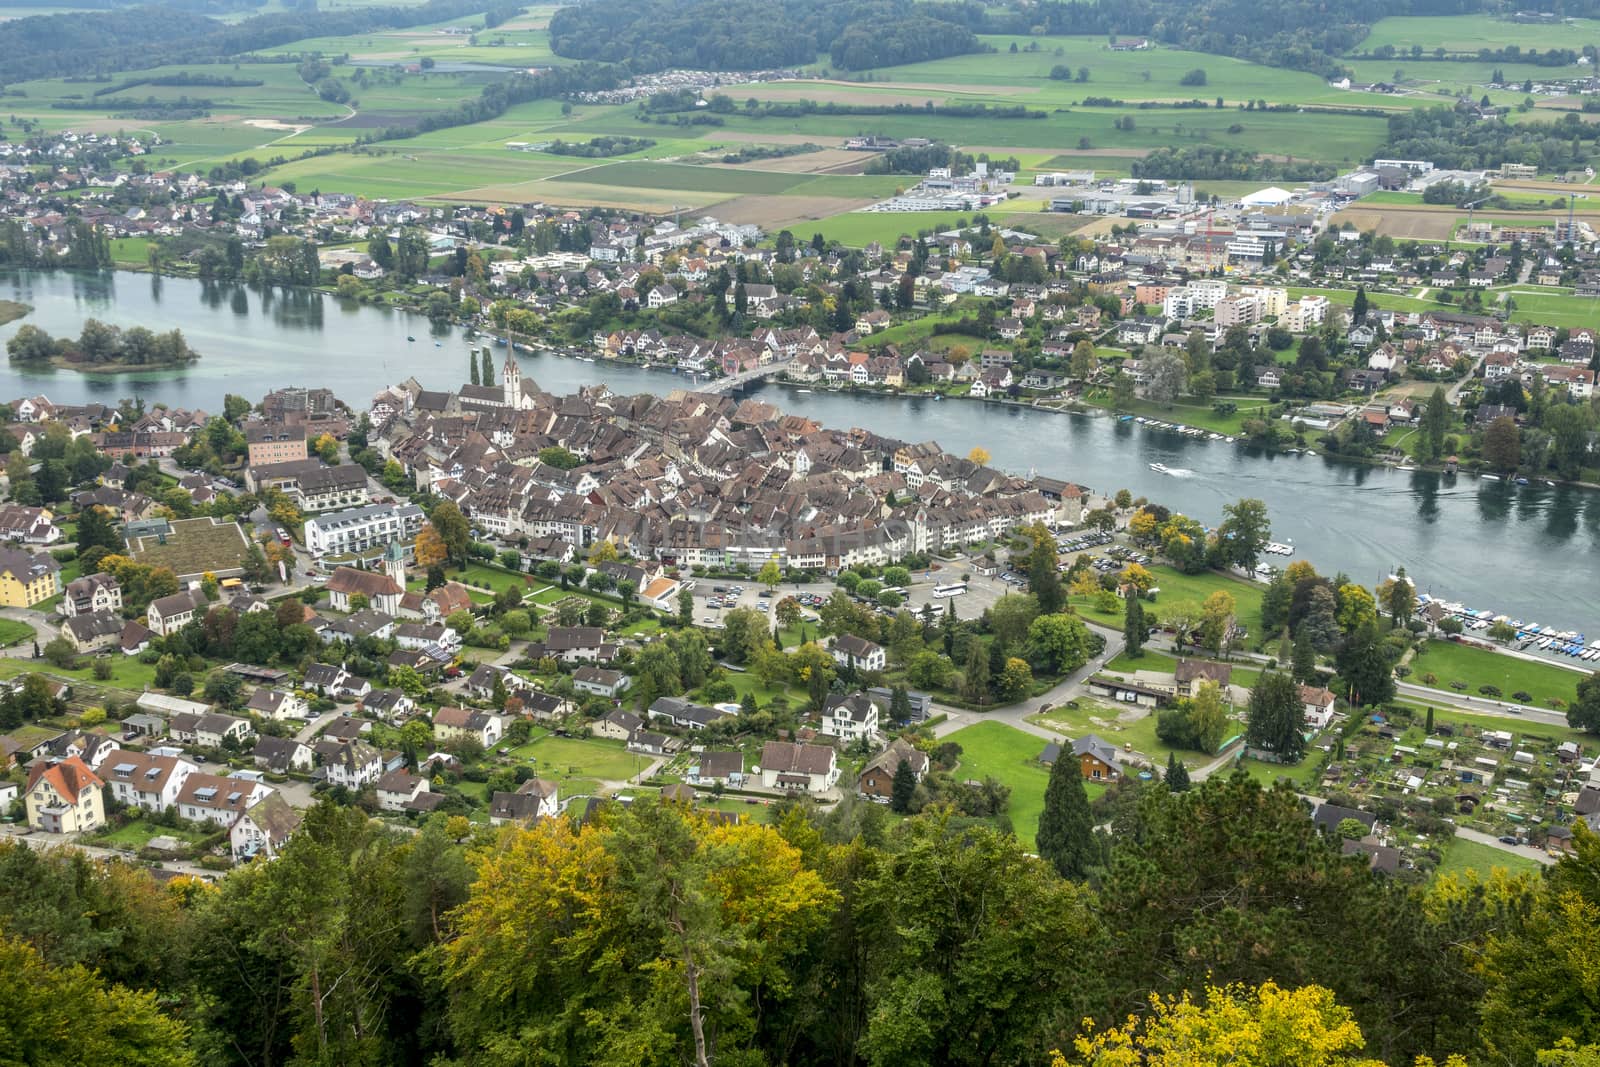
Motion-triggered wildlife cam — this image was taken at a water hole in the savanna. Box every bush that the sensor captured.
[1478,685,1502,697]
[1512,690,1532,703]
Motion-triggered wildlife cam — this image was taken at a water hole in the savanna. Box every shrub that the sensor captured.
[1478,685,1501,697]
[1512,690,1532,703]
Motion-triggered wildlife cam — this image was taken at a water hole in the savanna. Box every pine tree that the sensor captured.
[890,685,911,724]
[470,353,480,386]
[1352,284,1368,325]
[1037,750,1095,879]
[1165,751,1191,792]
[1124,595,1146,657]
[890,758,916,813]
[1292,626,1315,683]
[1425,705,1434,734]
[481,348,494,387]
[963,639,990,704]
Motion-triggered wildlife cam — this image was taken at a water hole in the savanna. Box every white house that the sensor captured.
[175,772,273,829]
[829,635,886,673]
[99,749,197,813]
[758,740,839,794]
[820,693,880,744]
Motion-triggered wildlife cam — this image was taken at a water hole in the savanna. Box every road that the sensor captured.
[1299,793,1552,866]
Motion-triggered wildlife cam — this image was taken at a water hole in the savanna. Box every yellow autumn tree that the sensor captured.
[968,446,992,466]
[588,539,619,564]
[414,523,447,568]
[1057,981,1395,1067]
[1118,562,1155,594]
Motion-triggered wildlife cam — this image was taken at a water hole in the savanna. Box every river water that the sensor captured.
[0,269,1595,627]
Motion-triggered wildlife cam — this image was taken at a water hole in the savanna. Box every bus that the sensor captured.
[931,583,968,598]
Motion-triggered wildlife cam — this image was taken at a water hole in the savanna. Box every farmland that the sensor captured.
[1354,14,1600,55]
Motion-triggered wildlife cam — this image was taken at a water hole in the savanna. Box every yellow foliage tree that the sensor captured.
[1057,981,1391,1067]
[968,446,992,466]
[1118,562,1155,594]
[414,524,448,568]
[588,539,619,564]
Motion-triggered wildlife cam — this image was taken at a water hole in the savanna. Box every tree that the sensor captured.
[414,523,448,569]
[1353,284,1369,324]
[1144,350,1188,408]
[1199,590,1236,655]
[1165,751,1190,792]
[1570,670,1600,733]
[1377,569,1415,626]
[1111,370,1136,410]
[1483,415,1521,473]
[1028,612,1093,674]
[1215,498,1271,570]
[1124,594,1146,657]
[1335,621,1395,707]
[1246,671,1305,762]
[756,558,782,591]
[1063,980,1387,1067]
[890,759,916,813]
[962,639,990,703]
[1030,544,1065,615]
[0,933,196,1067]
[1189,679,1231,754]
[75,504,122,555]
[1037,749,1096,879]
[428,501,471,566]
[677,586,695,627]
[1335,582,1378,635]
[998,656,1033,702]
[1071,339,1096,380]
[967,446,991,466]
[1292,626,1316,683]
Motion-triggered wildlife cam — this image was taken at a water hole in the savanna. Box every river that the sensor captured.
[0,268,1596,629]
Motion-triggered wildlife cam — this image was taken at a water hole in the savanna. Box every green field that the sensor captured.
[1356,15,1600,55]
[0,655,159,691]
[0,619,34,647]
[1433,835,1542,880]
[944,719,1106,849]
[1409,640,1583,708]
[508,729,645,782]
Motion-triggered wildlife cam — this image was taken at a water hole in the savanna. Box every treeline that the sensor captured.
[1132,146,1337,181]
[52,95,214,116]
[8,778,1600,1066]
[0,219,111,270]
[90,72,263,96]
[544,135,656,157]
[1381,105,1600,170]
[706,96,1045,120]
[864,143,1021,175]
[1358,43,1584,65]
[548,0,981,72]
[6,319,199,367]
[717,141,821,163]
[0,0,506,84]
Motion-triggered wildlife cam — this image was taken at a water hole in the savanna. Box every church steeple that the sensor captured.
[502,350,521,408]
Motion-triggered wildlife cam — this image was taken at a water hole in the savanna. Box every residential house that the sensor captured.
[325,567,404,615]
[321,740,383,789]
[231,792,302,862]
[1073,734,1121,782]
[0,547,61,608]
[489,777,560,825]
[647,696,731,731]
[62,572,121,617]
[1174,659,1231,698]
[176,773,273,829]
[25,756,105,832]
[60,610,124,653]
[251,736,314,774]
[171,712,253,750]
[376,769,440,813]
[857,737,929,801]
[829,634,886,673]
[686,749,744,788]
[758,740,839,794]
[1301,685,1337,730]
[246,687,310,722]
[573,666,629,698]
[146,590,204,637]
[591,709,644,740]
[820,692,880,744]
[99,749,197,813]
[432,706,503,748]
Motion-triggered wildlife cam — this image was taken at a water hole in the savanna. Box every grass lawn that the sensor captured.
[509,730,645,782]
[412,563,542,596]
[96,819,208,849]
[1239,754,1325,789]
[1434,836,1541,880]
[944,720,1106,850]
[0,619,35,648]
[0,655,159,691]
[124,517,253,578]
[723,671,797,708]
[1409,640,1581,708]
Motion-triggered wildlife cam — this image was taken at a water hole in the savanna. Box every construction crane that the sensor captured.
[1462,197,1489,243]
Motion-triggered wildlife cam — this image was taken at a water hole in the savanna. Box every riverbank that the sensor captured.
[0,300,28,327]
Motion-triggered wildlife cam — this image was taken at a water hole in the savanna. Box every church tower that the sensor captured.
[502,351,521,409]
[382,540,406,589]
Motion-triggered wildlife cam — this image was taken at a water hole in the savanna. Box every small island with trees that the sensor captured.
[6,319,200,372]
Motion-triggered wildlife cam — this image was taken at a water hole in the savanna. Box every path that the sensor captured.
[295,707,345,745]
[930,622,1127,741]
[1298,793,1552,866]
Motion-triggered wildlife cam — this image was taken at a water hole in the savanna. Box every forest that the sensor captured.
[6,775,1597,1066]
[547,0,981,72]
[1380,106,1600,170]
[0,0,506,84]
